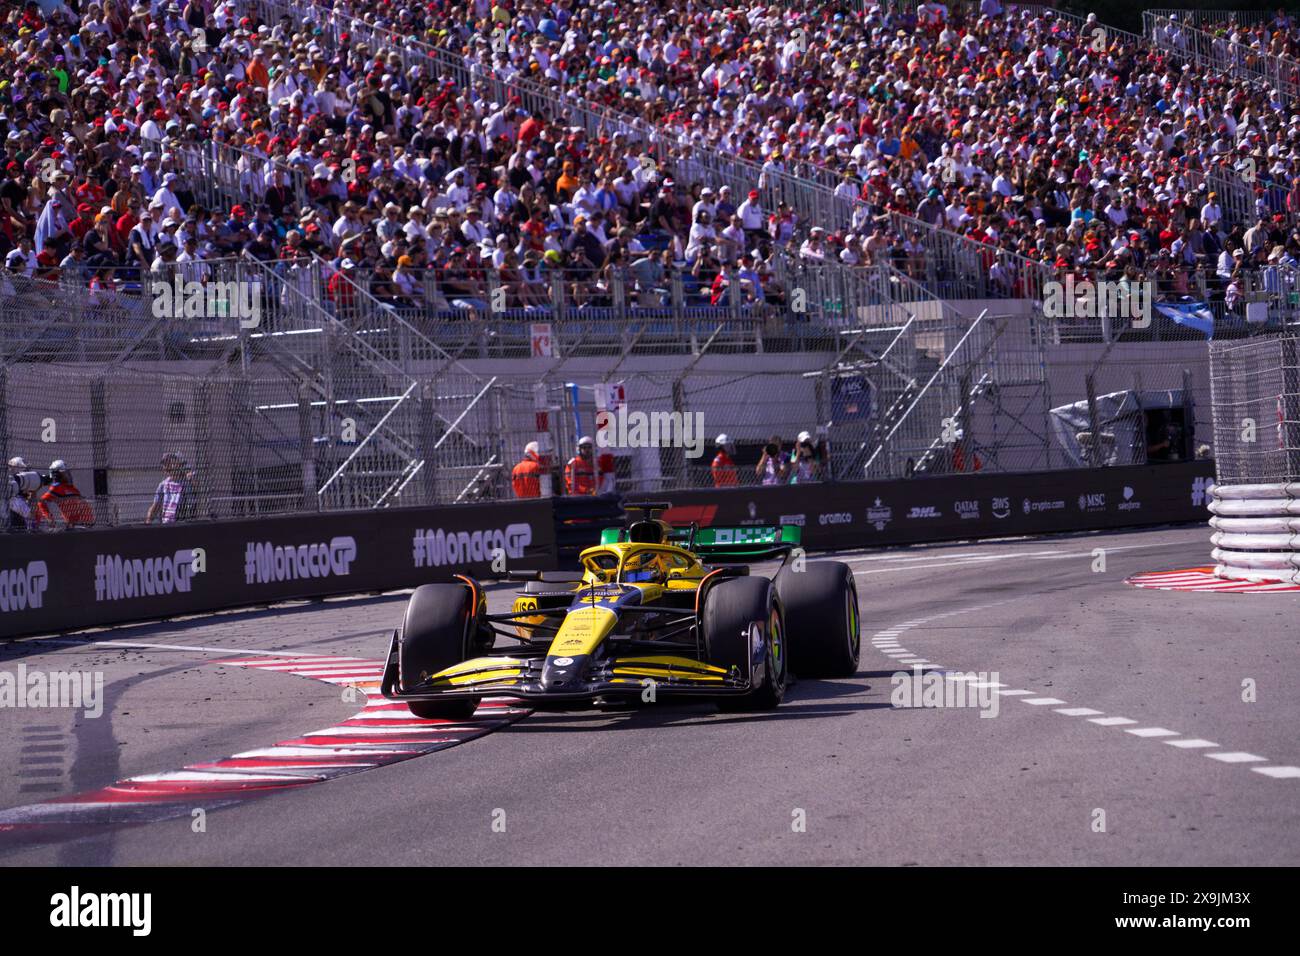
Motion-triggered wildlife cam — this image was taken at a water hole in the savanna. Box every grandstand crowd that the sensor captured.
[4,0,1300,316]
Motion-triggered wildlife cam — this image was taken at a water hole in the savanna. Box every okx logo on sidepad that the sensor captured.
[245,537,357,585]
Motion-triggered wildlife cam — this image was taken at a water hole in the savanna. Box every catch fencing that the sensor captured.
[1207,332,1300,582]
[1144,11,1300,103]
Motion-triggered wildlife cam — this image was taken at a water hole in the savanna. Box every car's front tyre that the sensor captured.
[702,576,787,709]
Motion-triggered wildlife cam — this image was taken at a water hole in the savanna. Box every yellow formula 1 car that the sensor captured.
[380,503,861,718]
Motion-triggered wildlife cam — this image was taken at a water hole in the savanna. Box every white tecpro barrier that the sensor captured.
[1208,483,1300,582]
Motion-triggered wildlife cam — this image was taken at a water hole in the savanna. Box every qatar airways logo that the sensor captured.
[0,561,49,613]
[244,537,357,584]
[412,524,532,567]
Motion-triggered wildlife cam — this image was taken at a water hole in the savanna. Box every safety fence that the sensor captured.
[1208,332,1300,485]
[0,362,548,529]
[0,461,1213,639]
[1144,11,1300,103]
[1145,9,1274,30]
[235,0,1291,315]
[1205,320,1300,584]
[174,141,308,215]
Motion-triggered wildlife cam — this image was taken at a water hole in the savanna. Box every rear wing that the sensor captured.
[600,523,802,561]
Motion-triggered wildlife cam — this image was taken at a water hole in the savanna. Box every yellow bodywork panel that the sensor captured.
[428,657,527,686]
[546,604,618,657]
[511,595,551,638]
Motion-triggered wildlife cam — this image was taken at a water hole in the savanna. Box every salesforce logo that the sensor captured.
[412,524,532,568]
[245,537,357,585]
[0,561,49,613]
[95,550,195,602]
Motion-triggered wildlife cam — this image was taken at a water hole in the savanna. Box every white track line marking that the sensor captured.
[1206,752,1267,763]
[37,639,318,657]
[865,588,1296,782]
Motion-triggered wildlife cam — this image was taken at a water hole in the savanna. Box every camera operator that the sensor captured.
[5,457,51,532]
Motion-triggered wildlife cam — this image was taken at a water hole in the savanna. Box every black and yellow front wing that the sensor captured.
[381,646,752,706]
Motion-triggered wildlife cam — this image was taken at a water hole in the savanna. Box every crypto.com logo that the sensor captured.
[244,537,357,584]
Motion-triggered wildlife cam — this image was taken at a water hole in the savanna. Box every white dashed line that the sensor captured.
[1206,752,1267,764]
[1253,766,1300,778]
[865,589,1295,783]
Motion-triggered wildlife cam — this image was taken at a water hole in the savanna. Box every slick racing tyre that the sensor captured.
[776,561,860,678]
[702,576,787,710]
[399,583,483,720]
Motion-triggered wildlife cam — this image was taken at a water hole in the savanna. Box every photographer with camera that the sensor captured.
[790,430,822,484]
[756,435,788,486]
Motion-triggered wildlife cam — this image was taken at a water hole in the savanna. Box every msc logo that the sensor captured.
[0,561,49,613]
[1078,492,1106,512]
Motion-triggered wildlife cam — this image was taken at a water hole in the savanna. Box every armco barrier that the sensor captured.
[0,463,1213,638]
[0,499,555,638]
[660,462,1215,551]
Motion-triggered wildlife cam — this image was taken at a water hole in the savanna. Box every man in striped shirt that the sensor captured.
[146,453,191,525]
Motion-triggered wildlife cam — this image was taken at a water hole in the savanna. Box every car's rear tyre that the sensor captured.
[776,561,860,678]
[702,576,786,709]
[398,583,483,720]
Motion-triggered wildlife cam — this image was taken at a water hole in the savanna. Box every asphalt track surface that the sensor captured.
[2,524,1297,866]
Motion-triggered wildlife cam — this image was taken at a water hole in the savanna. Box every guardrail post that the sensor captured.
[419,381,439,506]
